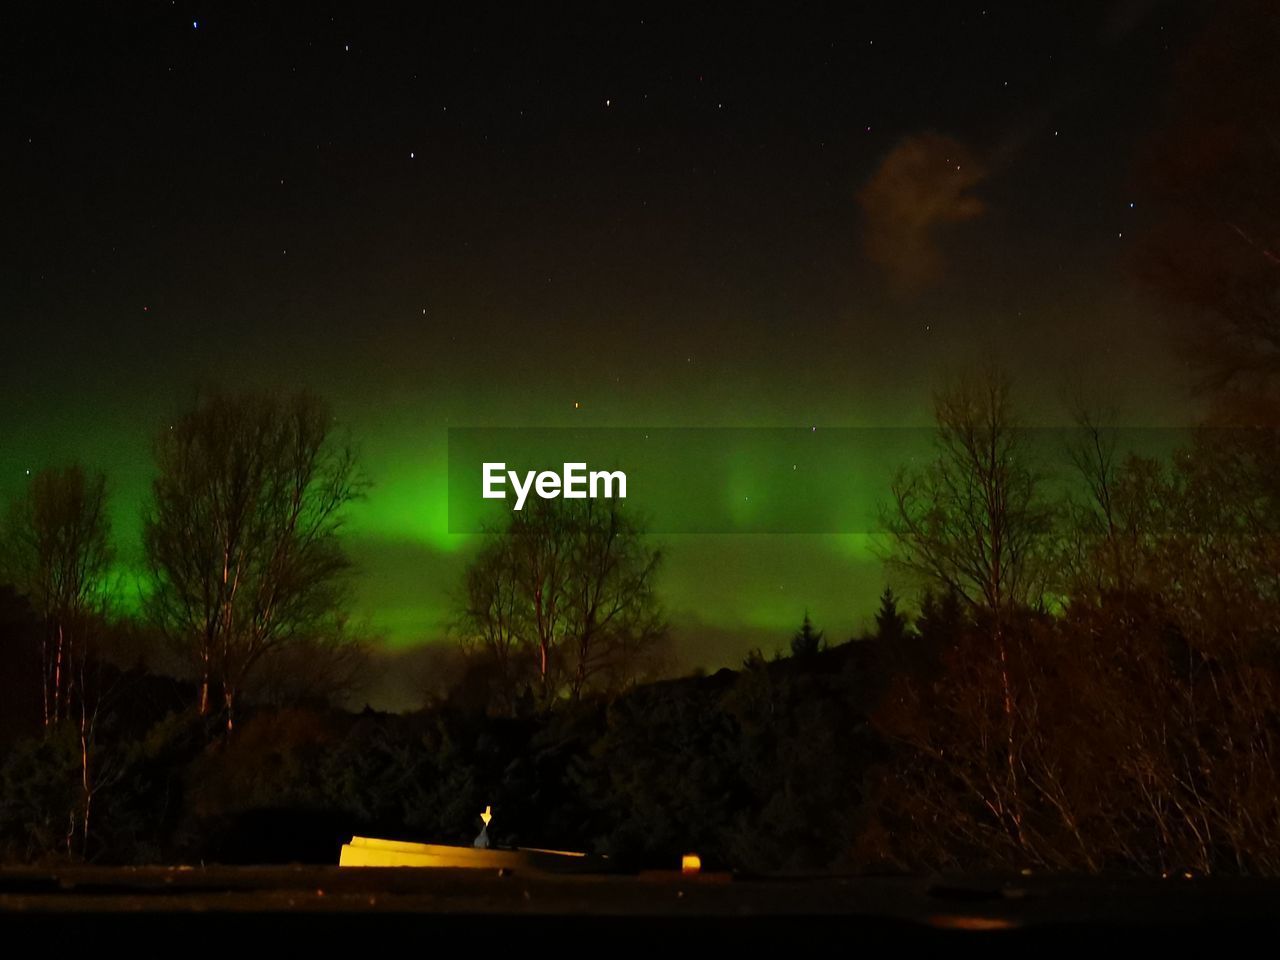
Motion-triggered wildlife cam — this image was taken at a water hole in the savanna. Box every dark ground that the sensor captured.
[2,865,1279,944]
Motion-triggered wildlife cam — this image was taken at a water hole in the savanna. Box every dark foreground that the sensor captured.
[3,866,1280,944]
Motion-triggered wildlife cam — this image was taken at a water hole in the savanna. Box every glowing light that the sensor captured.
[928,915,1016,931]
[681,853,701,875]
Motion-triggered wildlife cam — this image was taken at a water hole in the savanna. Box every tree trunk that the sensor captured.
[79,713,92,860]
[53,622,65,725]
[994,620,1025,852]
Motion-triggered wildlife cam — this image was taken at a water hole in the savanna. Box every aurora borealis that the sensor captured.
[5,4,1211,702]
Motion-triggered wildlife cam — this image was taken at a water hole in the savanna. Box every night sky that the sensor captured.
[6,3,1211,693]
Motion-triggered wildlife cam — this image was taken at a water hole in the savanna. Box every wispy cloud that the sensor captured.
[857,133,987,291]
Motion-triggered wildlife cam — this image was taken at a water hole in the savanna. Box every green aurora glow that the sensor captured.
[0,350,1190,671]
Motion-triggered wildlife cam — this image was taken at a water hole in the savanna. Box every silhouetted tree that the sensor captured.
[884,367,1055,616]
[872,588,909,645]
[457,497,666,712]
[882,367,1057,854]
[1060,403,1132,601]
[143,390,363,730]
[563,499,668,699]
[0,465,112,728]
[790,612,824,658]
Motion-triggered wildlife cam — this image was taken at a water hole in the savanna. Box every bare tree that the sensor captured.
[1,465,112,728]
[143,390,363,730]
[0,464,125,857]
[563,499,666,698]
[882,366,1055,853]
[457,497,666,712]
[1059,402,1133,601]
[884,367,1054,615]
[65,619,137,860]
[874,408,1280,875]
[459,533,528,714]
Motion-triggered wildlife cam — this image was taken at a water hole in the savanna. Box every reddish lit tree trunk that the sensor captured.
[53,622,66,725]
[41,631,50,727]
[78,697,92,859]
[994,624,1023,849]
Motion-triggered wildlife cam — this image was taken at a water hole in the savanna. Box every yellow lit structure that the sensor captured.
[681,854,702,875]
[339,804,603,872]
[339,835,599,872]
[340,836,522,868]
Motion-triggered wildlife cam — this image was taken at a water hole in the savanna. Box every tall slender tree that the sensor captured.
[1,464,112,728]
[883,366,1055,851]
[1,465,116,858]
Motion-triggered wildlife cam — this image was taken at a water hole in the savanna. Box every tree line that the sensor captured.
[870,366,1280,873]
[1,363,1276,873]
[0,391,366,855]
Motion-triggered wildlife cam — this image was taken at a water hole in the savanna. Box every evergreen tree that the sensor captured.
[790,613,824,659]
[873,587,910,644]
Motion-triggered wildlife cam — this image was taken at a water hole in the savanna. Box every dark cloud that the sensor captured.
[857,133,988,291]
